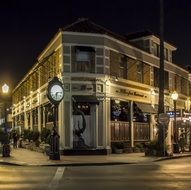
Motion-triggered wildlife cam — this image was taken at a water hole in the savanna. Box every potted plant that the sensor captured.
[113,142,124,154]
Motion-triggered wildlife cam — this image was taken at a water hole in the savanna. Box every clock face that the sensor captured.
[50,84,64,101]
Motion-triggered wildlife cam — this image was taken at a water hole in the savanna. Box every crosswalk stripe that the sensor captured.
[47,167,65,189]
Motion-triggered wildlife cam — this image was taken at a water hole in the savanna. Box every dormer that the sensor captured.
[126,30,177,63]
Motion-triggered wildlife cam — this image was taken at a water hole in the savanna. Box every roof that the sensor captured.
[125,30,154,40]
[62,19,176,49]
[61,18,127,42]
[125,29,176,49]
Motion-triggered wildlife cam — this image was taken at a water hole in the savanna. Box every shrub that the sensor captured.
[23,129,40,143]
[41,128,51,143]
[112,142,124,150]
[32,131,40,142]
[147,140,158,150]
[135,143,144,149]
[23,129,30,141]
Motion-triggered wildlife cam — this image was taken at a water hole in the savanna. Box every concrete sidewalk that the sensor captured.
[0,148,191,166]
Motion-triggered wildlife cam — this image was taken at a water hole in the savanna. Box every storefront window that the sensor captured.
[133,103,149,122]
[26,112,30,127]
[45,103,54,123]
[111,100,129,121]
[32,108,38,128]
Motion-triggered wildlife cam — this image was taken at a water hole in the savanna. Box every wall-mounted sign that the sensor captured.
[158,113,170,125]
[72,84,94,92]
[166,110,181,118]
[111,86,148,99]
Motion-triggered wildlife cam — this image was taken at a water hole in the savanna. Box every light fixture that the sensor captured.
[114,76,119,82]
[171,91,178,101]
[2,84,9,94]
[151,89,156,95]
[115,100,120,104]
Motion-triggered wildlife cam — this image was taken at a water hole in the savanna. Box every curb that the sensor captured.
[0,161,26,166]
[0,161,136,167]
[1,154,191,167]
[154,154,191,162]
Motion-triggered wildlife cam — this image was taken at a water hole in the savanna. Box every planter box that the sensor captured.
[124,147,133,153]
[145,148,157,156]
[114,148,123,154]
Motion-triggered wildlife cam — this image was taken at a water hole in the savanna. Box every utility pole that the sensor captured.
[157,0,165,156]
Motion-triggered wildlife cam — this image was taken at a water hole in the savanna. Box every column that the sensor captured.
[129,100,134,148]
[30,111,32,130]
[105,98,111,150]
[150,114,155,141]
[97,101,104,147]
[37,106,41,133]
[59,100,64,150]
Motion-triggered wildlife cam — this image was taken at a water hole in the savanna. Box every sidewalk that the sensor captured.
[0,148,191,166]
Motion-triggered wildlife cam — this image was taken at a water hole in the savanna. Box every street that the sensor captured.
[0,157,191,190]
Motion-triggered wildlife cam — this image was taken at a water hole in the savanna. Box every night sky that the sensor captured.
[0,0,191,89]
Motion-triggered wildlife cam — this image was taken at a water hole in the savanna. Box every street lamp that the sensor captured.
[171,90,179,153]
[1,83,11,157]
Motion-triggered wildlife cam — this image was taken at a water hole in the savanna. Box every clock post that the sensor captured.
[47,77,64,160]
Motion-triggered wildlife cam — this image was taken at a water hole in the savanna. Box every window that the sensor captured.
[76,50,91,72]
[169,50,172,62]
[73,46,95,73]
[164,48,168,61]
[175,75,181,93]
[45,104,54,123]
[154,67,159,87]
[153,42,160,57]
[154,68,169,89]
[119,55,127,79]
[164,71,169,90]
[181,77,188,95]
[136,62,143,83]
[32,108,38,126]
[111,100,129,121]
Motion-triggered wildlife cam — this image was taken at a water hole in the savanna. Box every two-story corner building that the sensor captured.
[12,18,191,154]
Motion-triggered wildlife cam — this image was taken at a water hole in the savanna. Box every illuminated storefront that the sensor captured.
[12,19,191,154]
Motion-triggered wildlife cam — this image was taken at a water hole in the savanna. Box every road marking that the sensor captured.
[48,167,65,189]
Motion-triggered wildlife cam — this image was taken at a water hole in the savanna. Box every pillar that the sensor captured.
[129,100,134,148]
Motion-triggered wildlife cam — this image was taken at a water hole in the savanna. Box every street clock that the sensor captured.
[47,77,64,105]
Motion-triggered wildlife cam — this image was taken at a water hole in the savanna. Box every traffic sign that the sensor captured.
[158,113,170,125]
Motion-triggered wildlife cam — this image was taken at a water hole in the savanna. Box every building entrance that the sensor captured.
[73,102,96,149]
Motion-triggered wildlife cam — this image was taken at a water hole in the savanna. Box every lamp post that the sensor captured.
[171,91,179,153]
[1,83,11,157]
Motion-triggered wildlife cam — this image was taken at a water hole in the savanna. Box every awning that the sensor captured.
[135,102,157,114]
[72,95,100,104]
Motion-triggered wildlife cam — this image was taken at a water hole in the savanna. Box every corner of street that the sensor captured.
[1,148,191,166]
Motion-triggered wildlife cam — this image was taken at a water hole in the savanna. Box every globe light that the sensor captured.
[171,91,178,100]
[2,84,9,94]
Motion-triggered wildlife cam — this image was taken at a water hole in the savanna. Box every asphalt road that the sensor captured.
[0,157,191,190]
